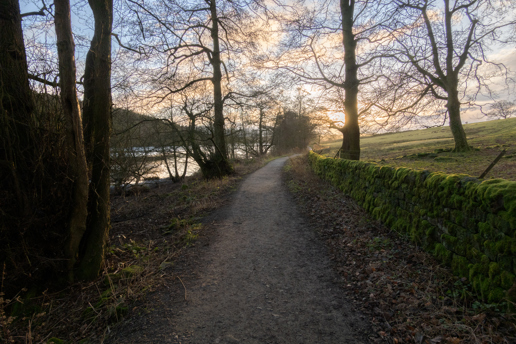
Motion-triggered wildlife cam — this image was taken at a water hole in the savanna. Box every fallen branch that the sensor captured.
[479,149,506,179]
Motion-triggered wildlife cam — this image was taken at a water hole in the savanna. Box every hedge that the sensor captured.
[308,151,516,303]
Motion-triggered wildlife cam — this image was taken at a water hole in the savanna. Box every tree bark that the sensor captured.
[54,0,90,281]
[340,0,360,160]
[0,0,35,213]
[160,144,174,180]
[78,0,113,280]
[241,111,249,159]
[182,151,188,178]
[447,87,470,152]
[258,107,264,155]
[0,0,33,118]
[209,0,232,176]
[443,2,470,152]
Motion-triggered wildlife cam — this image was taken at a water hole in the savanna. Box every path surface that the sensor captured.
[108,157,371,343]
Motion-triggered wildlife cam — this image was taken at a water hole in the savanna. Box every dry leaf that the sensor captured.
[472,313,486,323]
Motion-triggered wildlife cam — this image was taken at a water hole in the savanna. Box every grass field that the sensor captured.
[318,117,516,180]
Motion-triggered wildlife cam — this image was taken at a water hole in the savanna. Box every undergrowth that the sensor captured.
[1,156,274,344]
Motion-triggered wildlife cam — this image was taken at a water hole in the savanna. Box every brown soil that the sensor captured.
[106,157,373,343]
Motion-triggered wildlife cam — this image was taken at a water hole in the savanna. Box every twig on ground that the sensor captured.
[177,276,187,301]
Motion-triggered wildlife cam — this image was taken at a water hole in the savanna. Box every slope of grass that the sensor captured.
[320,118,516,180]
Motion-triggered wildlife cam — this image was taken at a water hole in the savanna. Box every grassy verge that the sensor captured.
[284,154,516,344]
[1,156,275,344]
[319,118,516,180]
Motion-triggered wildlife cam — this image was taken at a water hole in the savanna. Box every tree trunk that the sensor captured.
[230,127,235,159]
[339,0,360,160]
[0,0,33,121]
[172,144,180,180]
[182,151,188,178]
[259,107,264,155]
[78,0,113,280]
[168,112,180,181]
[240,111,249,159]
[185,115,220,178]
[54,0,90,281]
[442,2,470,153]
[0,0,35,214]
[447,87,470,152]
[161,145,174,180]
[209,0,232,176]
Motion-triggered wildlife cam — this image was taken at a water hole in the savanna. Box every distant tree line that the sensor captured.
[111,101,316,187]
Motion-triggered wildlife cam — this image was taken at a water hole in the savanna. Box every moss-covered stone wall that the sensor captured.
[308,151,516,303]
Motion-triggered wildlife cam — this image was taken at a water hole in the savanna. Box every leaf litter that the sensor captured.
[283,154,516,344]
[1,158,270,344]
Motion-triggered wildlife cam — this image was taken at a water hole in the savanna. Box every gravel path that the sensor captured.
[108,157,371,343]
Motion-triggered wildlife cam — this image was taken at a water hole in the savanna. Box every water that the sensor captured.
[111,145,254,185]
[145,156,199,180]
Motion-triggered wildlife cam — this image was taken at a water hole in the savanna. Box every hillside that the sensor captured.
[320,118,516,180]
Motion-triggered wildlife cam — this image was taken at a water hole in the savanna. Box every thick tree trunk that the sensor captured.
[442,3,470,153]
[0,0,35,213]
[78,0,113,280]
[340,0,360,160]
[185,116,220,178]
[54,0,90,281]
[447,88,470,152]
[209,0,232,176]
[0,0,33,119]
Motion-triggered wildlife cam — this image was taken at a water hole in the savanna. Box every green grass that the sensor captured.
[319,118,516,180]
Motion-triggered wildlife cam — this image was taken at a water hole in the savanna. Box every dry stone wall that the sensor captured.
[308,151,516,303]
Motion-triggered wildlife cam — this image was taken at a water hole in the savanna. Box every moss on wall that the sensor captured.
[308,151,516,303]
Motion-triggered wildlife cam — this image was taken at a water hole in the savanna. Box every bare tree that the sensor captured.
[383,0,516,151]
[153,108,189,182]
[120,0,265,177]
[236,87,282,156]
[274,0,394,160]
[54,0,89,281]
[486,100,515,120]
[1,0,114,282]
[78,0,113,280]
[161,88,230,178]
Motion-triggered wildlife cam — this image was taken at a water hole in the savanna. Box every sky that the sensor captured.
[18,0,516,130]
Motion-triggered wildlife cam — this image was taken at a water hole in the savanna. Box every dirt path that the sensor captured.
[108,157,371,343]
